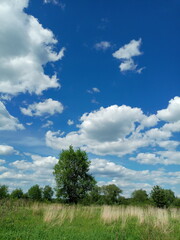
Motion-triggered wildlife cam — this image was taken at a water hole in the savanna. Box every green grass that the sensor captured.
[0,201,180,240]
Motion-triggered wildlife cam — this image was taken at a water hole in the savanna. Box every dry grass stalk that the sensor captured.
[101,205,180,231]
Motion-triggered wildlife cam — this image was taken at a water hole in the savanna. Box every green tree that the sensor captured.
[88,186,103,204]
[43,185,54,201]
[131,189,148,203]
[101,184,122,205]
[0,185,8,199]
[53,146,96,204]
[164,189,175,207]
[28,185,42,201]
[11,188,23,199]
[150,185,175,208]
[173,197,180,207]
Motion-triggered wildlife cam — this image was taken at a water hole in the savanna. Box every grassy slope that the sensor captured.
[0,202,179,240]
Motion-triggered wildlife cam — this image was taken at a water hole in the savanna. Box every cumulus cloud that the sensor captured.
[157,140,180,150]
[45,97,180,161]
[11,154,58,171]
[0,159,6,164]
[0,0,64,96]
[0,145,16,155]
[130,153,162,165]
[144,128,172,140]
[67,119,74,126]
[157,96,180,122]
[80,105,143,142]
[20,99,64,117]
[46,104,159,156]
[94,41,111,50]
[90,158,180,196]
[0,101,24,131]
[3,154,59,190]
[113,39,143,73]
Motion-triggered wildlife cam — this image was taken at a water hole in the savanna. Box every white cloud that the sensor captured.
[0,0,64,96]
[5,154,59,190]
[119,59,137,72]
[45,97,180,159]
[90,158,180,196]
[94,41,111,50]
[20,99,64,116]
[0,101,24,131]
[157,96,180,122]
[79,105,143,142]
[162,121,180,132]
[90,158,148,179]
[157,140,180,150]
[46,104,156,156]
[157,151,180,165]
[141,115,159,128]
[0,159,6,164]
[130,150,180,165]
[43,0,66,9]
[130,153,162,165]
[11,154,58,170]
[0,145,16,155]
[26,122,33,126]
[92,87,100,93]
[42,120,53,128]
[113,39,143,73]
[87,87,100,94]
[113,39,142,59]
[145,128,171,140]
[31,154,58,168]
[67,119,74,126]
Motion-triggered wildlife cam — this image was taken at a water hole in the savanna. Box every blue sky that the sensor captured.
[0,0,180,197]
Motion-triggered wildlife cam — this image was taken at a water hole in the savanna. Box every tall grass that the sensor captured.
[31,203,180,231]
[0,201,180,240]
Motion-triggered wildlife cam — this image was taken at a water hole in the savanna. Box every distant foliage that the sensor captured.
[43,185,54,201]
[28,184,42,201]
[101,184,122,205]
[83,184,123,205]
[131,189,149,203]
[0,185,8,199]
[150,185,175,208]
[173,197,180,207]
[11,188,24,199]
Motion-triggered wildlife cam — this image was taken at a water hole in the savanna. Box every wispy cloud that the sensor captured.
[43,0,66,10]
[94,41,111,51]
[87,87,100,94]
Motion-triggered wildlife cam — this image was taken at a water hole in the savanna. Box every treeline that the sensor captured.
[0,184,180,208]
[1,146,179,208]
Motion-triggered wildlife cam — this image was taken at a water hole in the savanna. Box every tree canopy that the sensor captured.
[0,185,8,199]
[53,146,96,204]
[28,184,42,201]
[43,185,54,201]
[11,188,23,199]
[131,189,148,203]
[150,185,175,208]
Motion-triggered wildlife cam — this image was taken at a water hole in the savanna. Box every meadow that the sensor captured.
[0,200,180,240]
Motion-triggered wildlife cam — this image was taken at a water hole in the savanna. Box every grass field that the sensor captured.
[0,200,180,240]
